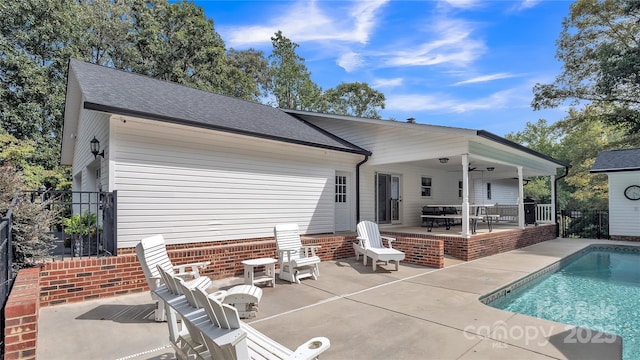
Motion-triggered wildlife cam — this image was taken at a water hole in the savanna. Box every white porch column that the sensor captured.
[461,154,470,238]
[517,166,524,229]
[550,174,556,223]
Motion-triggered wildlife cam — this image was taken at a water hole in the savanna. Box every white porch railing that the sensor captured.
[484,204,554,224]
[535,204,553,223]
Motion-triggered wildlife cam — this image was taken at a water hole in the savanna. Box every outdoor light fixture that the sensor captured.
[90,136,104,159]
[487,167,495,172]
[439,158,449,164]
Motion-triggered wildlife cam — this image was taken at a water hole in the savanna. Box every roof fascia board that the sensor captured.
[83,102,369,156]
[590,168,640,173]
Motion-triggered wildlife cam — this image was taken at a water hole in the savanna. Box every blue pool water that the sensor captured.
[489,247,640,359]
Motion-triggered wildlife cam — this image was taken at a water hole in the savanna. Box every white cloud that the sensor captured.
[386,88,521,113]
[443,0,481,9]
[350,0,389,44]
[382,18,485,68]
[337,52,364,72]
[453,73,517,86]
[372,78,404,88]
[515,0,541,11]
[386,94,459,112]
[221,0,388,48]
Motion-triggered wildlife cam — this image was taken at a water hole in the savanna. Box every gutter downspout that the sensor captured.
[356,155,370,224]
[554,165,570,237]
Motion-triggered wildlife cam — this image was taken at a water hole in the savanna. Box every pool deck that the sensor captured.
[37,238,634,360]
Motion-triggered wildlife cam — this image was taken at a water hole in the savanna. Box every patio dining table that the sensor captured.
[421,204,499,233]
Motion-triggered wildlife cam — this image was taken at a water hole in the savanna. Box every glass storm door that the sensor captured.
[376,173,401,224]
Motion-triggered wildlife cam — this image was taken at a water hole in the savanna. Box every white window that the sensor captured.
[335,176,347,203]
[421,177,432,197]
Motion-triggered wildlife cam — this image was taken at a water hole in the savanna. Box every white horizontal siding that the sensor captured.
[608,173,640,236]
[73,110,110,182]
[359,163,467,227]
[472,178,519,204]
[112,117,360,248]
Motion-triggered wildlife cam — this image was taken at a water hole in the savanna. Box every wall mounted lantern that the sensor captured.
[439,158,449,164]
[90,136,105,159]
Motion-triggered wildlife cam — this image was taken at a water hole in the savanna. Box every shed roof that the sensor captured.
[590,148,640,173]
[65,59,369,156]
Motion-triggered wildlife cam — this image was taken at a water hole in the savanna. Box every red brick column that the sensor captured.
[4,267,40,360]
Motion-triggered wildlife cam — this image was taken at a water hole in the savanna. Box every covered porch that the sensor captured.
[362,130,566,239]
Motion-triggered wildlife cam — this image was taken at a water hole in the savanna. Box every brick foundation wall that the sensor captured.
[38,255,146,307]
[4,268,40,360]
[444,224,557,261]
[610,235,640,242]
[38,234,361,307]
[381,224,557,262]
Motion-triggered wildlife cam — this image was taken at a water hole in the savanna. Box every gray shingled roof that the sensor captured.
[590,148,640,173]
[68,59,369,155]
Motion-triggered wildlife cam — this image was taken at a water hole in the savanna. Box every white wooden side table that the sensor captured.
[242,257,276,287]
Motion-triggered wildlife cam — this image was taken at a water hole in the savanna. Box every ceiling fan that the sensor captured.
[448,164,479,172]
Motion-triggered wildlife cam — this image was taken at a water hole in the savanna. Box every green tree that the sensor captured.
[227,48,273,100]
[532,0,640,133]
[506,112,630,209]
[551,109,627,209]
[0,0,78,170]
[505,119,563,204]
[323,82,385,118]
[0,128,70,190]
[1,0,263,179]
[269,30,322,110]
[0,164,58,270]
[128,0,243,96]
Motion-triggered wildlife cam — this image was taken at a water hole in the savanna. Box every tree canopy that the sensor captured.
[1,3,386,187]
[269,30,323,111]
[532,0,640,134]
[323,82,385,119]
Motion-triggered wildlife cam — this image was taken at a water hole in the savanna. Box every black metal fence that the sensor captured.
[1,196,17,358]
[559,209,609,239]
[23,190,117,259]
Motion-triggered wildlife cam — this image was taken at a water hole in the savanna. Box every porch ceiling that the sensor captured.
[388,155,551,178]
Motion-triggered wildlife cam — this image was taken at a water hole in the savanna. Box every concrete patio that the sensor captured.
[37,238,631,360]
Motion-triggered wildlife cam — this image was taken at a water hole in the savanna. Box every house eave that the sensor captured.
[476,130,569,167]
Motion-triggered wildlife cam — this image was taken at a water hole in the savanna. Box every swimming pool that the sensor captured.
[486,245,640,360]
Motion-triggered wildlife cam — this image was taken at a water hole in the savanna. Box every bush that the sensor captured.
[0,165,58,270]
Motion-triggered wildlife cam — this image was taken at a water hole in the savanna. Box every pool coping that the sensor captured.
[479,243,640,305]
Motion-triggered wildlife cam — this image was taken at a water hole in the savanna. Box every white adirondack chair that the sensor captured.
[355,221,405,271]
[136,234,212,321]
[137,234,262,320]
[273,223,321,284]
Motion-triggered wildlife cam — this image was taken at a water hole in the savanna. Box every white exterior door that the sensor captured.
[334,172,352,231]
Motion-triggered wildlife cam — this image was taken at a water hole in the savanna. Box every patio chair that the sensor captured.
[355,221,405,271]
[136,234,212,321]
[274,223,321,284]
[137,234,262,320]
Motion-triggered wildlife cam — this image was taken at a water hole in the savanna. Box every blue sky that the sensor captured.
[196,0,572,136]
